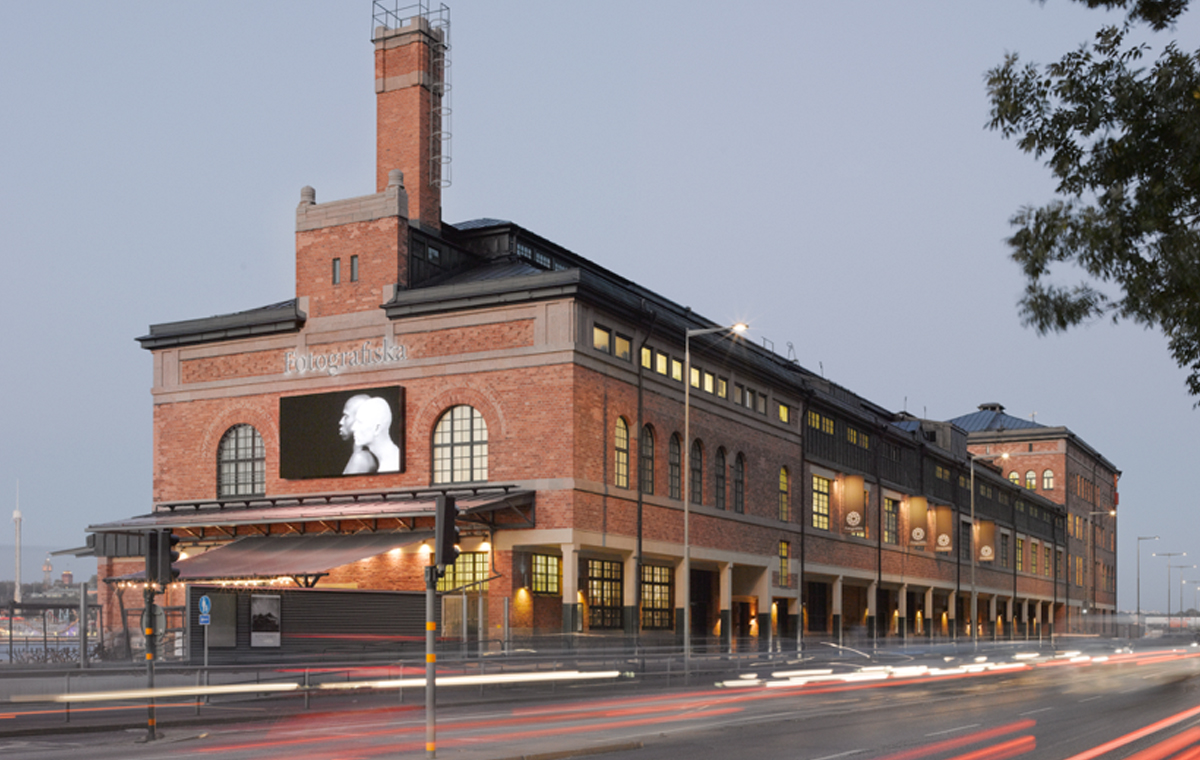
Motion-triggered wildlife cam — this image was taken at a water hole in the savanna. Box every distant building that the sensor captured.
[83,5,1115,652]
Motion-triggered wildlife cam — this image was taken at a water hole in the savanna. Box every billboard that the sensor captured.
[279,386,405,479]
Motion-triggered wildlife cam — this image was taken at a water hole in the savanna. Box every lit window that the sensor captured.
[690,366,701,388]
[1025,470,1036,490]
[641,346,652,369]
[217,424,265,498]
[883,498,899,544]
[614,418,629,488]
[1031,542,1039,575]
[716,377,728,399]
[779,541,790,582]
[614,334,631,361]
[734,384,745,406]
[587,559,623,629]
[1042,469,1055,490]
[704,372,714,393]
[433,405,488,484]
[671,358,683,382]
[655,352,668,375]
[778,403,790,423]
[593,325,612,354]
[812,475,831,530]
[1016,538,1025,572]
[778,467,790,521]
[438,552,489,592]
[640,565,672,630]
[531,554,560,595]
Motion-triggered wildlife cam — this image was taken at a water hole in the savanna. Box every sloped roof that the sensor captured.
[949,407,1045,433]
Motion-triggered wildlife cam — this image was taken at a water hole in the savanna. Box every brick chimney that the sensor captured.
[374,15,446,230]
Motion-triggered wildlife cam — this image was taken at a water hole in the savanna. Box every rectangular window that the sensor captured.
[655,351,669,376]
[756,393,766,414]
[1016,538,1025,572]
[999,533,1010,567]
[883,498,899,545]
[350,254,359,282]
[690,365,701,388]
[1031,542,1039,575]
[641,346,652,369]
[437,552,490,592]
[1057,549,1064,580]
[1044,547,1052,577]
[716,377,728,399]
[593,325,612,354]
[671,358,683,382]
[778,403,790,423]
[703,372,714,394]
[812,475,831,531]
[332,257,341,285]
[427,245,441,264]
[960,522,972,562]
[734,384,745,406]
[531,554,561,595]
[779,541,790,584]
[587,559,623,630]
[640,565,673,630]
[614,333,631,361]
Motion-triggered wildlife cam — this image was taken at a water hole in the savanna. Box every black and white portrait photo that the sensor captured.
[280,386,405,479]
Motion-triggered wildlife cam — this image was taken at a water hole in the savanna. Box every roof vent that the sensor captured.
[978,402,1005,413]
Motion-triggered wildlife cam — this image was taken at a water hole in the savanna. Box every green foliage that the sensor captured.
[987,0,1200,395]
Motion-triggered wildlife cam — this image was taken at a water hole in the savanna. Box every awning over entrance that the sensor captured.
[115,531,433,587]
[87,488,534,534]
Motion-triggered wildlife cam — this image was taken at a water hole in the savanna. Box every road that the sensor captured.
[3,645,1200,759]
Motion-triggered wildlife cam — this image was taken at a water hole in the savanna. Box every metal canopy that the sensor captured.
[112,531,433,588]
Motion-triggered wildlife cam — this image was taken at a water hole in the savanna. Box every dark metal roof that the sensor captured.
[137,299,304,350]
[88,490,534,532]
[449,218,511,231]
[949,408,1045,433]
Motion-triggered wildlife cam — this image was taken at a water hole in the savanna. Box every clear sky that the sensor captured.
[1,1,1196,613]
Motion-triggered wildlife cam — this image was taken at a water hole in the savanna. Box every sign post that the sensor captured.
[198,595,212,671]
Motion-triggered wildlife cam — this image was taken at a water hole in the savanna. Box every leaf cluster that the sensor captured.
[987,0,1200,395]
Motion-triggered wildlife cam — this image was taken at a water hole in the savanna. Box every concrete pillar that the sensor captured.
[989,596,998,641]
[1035,601,1043,643]
[867,580,879,642]
[948,591,957,640]
[924,588,934,641]
[755,568,771,652]
[675,560,688,648]
[623,553,639,636]
[1005,597,1014,640]
[898,584,908,642]
[832,576,844,647]
[719,562,732,653]
[561,544,580,636]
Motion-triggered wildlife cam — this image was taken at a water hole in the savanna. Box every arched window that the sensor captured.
[733,453,746,514]
[689,440,703,504]
[778,467,790,522]
[715,448,727,510]
[433,405,488,484]
[668,434,682,499]
[1008,471,1020,485]
[1042,469,1055,490]
[1024,470,1036,490]
[614,418,630,488]
[639,425,655,495]
[217,424,265,498]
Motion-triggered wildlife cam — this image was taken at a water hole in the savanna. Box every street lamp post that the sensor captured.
[1138,536,1159,637]
[1172,565,1196,632]
[969,451,1008,648]
[682,322,746,666]
[1155,552,1185,633]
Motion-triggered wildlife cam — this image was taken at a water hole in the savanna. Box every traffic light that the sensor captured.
[156,530,181,585]
[434,495,459,576]
[144,531,160,585]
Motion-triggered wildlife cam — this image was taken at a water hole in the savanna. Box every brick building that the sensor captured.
[85,5,1115,651]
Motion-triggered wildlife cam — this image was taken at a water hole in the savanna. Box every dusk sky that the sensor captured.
[2,1,1197,614]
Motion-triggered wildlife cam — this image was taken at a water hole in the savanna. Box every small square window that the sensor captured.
[690,366,701,388]
[704,372,714,394]
[671,358,683,382]
[778,403,789,423]
[332,257,341,285]
[756,393,766,414]
[717,377,728,399]
[350,255,359,282]
[656,352,669,375]
[614,333,631,361]
[734,384,745,405]
[593,325,612,354]
[641,346,652,369]
[428,246,441,264]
